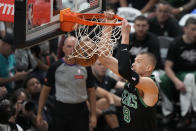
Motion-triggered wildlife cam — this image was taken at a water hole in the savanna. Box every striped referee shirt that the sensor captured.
[45,58,94,103]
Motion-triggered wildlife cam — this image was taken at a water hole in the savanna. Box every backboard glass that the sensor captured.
[14,0,105,48]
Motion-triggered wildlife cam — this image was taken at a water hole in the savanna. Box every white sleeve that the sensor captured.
[16,124,24,131]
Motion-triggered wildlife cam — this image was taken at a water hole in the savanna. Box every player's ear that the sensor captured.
[146,64,153,72]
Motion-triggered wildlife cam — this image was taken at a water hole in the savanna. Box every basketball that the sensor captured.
[74,40,98,67]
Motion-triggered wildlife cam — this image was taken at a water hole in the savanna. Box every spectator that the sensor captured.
[14,48,37,72]
[10,88,48,131]
[36,35,97,131]
[160,17,196,129]
[14,48,37,89]
[0,98,24,131]
[128,15,163,69]
[24,75,49,131]
[0,34,28,93]
[91,60,124,130]
[91,59,125,95]
[30,45,49,84]
[120,0,157,13]
[23,75,42,100]
[93,86,121,131]
[148,1,183,38]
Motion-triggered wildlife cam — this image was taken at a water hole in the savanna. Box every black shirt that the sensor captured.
[121,82,157,131]
[167,37,196,72]
[166,0,190,8]
[148,17,183,38]
[126,0,149,10]
[93,75,117,91]
[129,32,163,69]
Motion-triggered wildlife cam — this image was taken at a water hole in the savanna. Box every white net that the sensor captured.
[69,16,122,59]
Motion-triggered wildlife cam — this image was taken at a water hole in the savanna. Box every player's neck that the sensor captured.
[140,72,151,77]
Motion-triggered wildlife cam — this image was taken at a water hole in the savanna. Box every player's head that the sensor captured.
[132,52,156,76]
[184,17,196,43]
[63,35,77,58]
[134,15,149,38]
[91,59,107,78]
[155,1,171,23]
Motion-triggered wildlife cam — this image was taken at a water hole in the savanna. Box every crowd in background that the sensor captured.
[0,0,196,131]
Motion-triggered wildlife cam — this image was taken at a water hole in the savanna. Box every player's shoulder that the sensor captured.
[137,77,159,94]
[140,77,155,85]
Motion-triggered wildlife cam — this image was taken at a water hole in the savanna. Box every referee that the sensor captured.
[36,36,96,131]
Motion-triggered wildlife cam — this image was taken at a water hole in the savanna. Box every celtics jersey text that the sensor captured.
[121,82,158,131]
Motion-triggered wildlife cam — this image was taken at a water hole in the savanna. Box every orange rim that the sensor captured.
[60,8,124,32]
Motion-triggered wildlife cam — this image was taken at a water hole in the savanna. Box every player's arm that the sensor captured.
[117,20,138,83]
[98,19,130,77]
[117,20,158,94]
[98,55,119,76]
[136,77,159,106]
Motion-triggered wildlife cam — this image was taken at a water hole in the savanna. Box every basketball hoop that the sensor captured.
[60,8,123,63]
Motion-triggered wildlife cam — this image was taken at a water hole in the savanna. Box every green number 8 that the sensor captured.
[123,106,131,123]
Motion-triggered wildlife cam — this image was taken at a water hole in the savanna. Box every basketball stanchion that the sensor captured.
[60,8,124,66]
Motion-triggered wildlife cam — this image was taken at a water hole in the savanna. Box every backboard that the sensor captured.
[14,0,105,48]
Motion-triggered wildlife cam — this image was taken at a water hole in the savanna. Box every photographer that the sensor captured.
[0,98,23,131]
[11,88,47,131]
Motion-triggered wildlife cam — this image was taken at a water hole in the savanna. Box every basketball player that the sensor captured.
[98,19,159,131]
